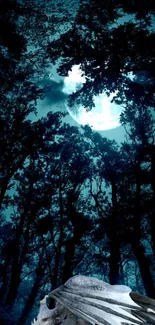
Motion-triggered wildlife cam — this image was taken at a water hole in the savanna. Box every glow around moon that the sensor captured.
[62,64,122,131]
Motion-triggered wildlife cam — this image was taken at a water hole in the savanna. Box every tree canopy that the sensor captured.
[0,0,155,324]
[48,0,155,111]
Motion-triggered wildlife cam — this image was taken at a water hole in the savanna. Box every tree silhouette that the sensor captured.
[0,113,95,322]
[119,101,155,297]
[82,126,123,284]
[48,0,155,111]
[82,122,155,296]
[0,0,77,212]
[1,0,155,323]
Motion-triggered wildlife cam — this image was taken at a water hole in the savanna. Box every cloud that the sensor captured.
[38,78,68,106]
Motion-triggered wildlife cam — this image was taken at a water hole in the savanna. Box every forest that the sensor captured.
[0,0,155,324]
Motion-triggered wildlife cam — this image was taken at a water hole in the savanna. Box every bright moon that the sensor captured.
[62,64,122,131]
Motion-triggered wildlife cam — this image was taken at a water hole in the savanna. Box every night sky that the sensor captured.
[1,0,155,324]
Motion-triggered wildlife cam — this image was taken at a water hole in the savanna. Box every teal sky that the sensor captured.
[29,62,127,144]
[28,7,140,144]
[28,1,155,145]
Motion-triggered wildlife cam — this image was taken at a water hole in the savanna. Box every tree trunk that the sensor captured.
[150,148,155,199]
[132,241,155,298]
[5,211,29,306]
[5,221,25,306]
[0,258,10,300]
[150,149,155,251]
[17,264,44,325]
[0,174,11,209]
[62,238,75,283]
[5,263,22,306]
[109,180,120,284]
[52,176,63,288]
[132,164,155,298]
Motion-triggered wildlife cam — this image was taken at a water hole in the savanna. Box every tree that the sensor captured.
[0,0,45,210]
[40,118,94,286]
[119,102,155,297]
[0,112,96,323]
[82,126,125,284]
[48,0,155,111]
[0,0,78,212]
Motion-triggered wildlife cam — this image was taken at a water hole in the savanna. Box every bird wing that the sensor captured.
[48,275,155,325]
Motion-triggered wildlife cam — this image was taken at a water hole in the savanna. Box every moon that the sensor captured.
[62,65,122,131]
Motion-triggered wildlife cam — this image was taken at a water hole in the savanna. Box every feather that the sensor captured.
[32,275,155,325]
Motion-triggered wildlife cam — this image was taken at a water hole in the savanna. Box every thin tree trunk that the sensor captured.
[150,148,155,199]
[150,149,155,251]
[52,175,63,288]
[62,238,75,283]
[132,164,155,298]
[5,263,22,306]
[132,241,155,298]
[109,180,120,285]
[17,264,44,325]
[5,210,31,306]
[0,174,11,209]
[0,152,31,210]
[0,258,10,300]
[5,215,26,306]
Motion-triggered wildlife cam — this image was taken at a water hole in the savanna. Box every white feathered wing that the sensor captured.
[32,275,155,325]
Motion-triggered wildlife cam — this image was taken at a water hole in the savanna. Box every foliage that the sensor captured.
[0,0,155,324]
[48,0,155,110]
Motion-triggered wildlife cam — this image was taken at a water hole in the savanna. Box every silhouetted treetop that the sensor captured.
[48,0,155,110]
